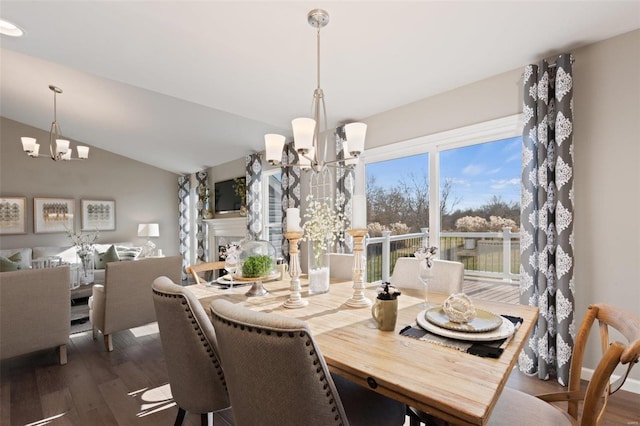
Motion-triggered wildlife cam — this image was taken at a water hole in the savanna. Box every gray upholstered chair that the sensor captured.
[89,256,182,351]
[209,299,406,426]
[390,257,464,294]
[152,277,230,426]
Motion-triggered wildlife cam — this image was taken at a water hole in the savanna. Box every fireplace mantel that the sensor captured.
[204,217,247,237]
[204,218,247,259]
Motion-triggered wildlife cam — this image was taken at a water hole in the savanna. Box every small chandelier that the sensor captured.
[21,85,89,161]
[264,9,366,172]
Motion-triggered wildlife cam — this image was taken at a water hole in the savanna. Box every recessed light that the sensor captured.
[0,18,25,37]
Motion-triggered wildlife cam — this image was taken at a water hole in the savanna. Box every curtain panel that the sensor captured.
[178,175,190,281]
[246,153,263,240]
[519,54,575,385]
[195,170,209,262]
[280,142,302,261]
[335,126,355,253]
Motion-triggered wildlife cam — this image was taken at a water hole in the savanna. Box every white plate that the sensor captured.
[416,309,515,342]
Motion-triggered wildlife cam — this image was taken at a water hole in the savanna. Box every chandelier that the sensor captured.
[21,85,89,161]
[264,9,366,172]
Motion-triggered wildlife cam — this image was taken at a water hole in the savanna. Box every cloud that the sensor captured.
[506,153,521,163]
[462,164,484,175]
[490,178,520,190]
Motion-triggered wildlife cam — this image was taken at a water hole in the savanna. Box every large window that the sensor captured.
[360,115,522,282]
[262,169,283,258]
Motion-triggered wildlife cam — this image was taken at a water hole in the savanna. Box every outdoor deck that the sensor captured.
[463,278,520,304]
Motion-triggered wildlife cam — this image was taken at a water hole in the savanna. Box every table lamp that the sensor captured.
[138,223,159,257]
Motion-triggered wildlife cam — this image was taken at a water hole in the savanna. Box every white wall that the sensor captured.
[0,117,179,256]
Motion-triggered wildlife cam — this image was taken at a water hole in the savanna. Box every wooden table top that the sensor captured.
[190,279,538,426]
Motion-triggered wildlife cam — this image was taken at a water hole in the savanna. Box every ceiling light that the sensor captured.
[0,19,24,37]
[21,85,89,161]
[264,9,366,172]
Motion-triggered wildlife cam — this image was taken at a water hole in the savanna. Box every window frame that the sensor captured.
[358,114,522,246]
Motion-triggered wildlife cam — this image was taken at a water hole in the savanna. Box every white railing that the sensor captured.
[364,227,520,283]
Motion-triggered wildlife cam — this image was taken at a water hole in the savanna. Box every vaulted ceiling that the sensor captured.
[1,1,638,174]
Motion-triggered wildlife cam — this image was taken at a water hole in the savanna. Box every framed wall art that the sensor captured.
[0,196,27,235]
[81,199,116,231]
[34,197,75,234]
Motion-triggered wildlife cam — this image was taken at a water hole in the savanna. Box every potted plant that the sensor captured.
[233,178,247,216]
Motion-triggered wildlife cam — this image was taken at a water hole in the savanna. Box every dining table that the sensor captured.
[190,277,538,426]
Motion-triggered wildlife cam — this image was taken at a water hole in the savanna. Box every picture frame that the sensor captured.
[81,199,116,231]
[0,196,27,235]
[34,197,75,234]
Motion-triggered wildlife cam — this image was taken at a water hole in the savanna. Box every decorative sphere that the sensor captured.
[237,239,277,278]
[443,293,477,323]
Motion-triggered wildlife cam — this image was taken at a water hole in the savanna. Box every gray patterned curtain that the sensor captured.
[519,54,575,386]
[281,141,301,261]
[335,126,355,253]
[178,175,190,281]
[246,153,263,240]
[195,170,209,262]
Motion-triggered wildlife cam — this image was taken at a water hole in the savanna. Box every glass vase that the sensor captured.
[78,252,95,285]
[308,239,330,294]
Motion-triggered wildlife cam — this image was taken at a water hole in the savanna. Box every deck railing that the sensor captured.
[365,228,520,283]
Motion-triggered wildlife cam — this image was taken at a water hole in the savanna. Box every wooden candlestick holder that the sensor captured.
[283,231,308,309]
[345,228,372,308]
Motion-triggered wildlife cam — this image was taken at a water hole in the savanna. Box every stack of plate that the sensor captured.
[416,306,515,341]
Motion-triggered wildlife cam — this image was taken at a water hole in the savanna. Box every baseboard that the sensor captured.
[581,367,640,394]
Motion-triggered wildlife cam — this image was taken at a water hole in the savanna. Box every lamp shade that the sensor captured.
[345,122,367,155]
[138,223,160,238]
[292,117,315,152]
[265,134,286,164]
[30,143,40,157]
[21,137,36,152]
[76,146,90,159]
[56,139,70,155]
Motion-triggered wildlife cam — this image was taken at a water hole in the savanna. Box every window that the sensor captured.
[262,169,283,258]
[360,115,522,282]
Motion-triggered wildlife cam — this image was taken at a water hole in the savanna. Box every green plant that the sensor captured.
[241,255,272,278]
[233,178,246,206]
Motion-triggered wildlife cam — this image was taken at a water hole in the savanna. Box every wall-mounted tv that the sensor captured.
[214,177,245,214]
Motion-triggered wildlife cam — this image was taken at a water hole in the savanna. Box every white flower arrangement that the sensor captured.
[220,242,241,264]
[414,246,438,268]
[302,195,346,268]
[66,228,99,259]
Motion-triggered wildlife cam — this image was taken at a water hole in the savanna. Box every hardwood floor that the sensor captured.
[1,324,638,426]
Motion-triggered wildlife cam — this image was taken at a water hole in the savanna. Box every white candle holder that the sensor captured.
[283,231,308,309]
[345,228,372,308]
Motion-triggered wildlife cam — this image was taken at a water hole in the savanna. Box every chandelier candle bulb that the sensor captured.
[286,208,302,232]
[352,195,367,229]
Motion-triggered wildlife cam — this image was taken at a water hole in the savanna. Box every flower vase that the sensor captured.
[79,252,95,285]
[308,240,330,294]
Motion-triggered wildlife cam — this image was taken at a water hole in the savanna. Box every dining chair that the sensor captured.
[409,303,640,426]
[186,260,226,284]
[329,253,354,281]
[390,257,464,294]
[152,276,230,426]
[209,299,406,426]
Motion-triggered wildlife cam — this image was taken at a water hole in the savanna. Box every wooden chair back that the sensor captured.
[185,261,225,284]
[539,303,640,425]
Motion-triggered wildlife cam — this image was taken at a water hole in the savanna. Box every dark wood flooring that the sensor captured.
[1,325,638,426]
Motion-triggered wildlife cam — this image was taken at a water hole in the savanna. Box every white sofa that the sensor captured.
[0,242,139,285]
[0,267,71,364]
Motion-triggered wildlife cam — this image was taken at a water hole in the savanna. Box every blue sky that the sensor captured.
[366,136,522,211]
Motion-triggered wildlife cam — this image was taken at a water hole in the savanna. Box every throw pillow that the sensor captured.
[94,245,120,269]
[116,246,143,261]
[0,253,23,272]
